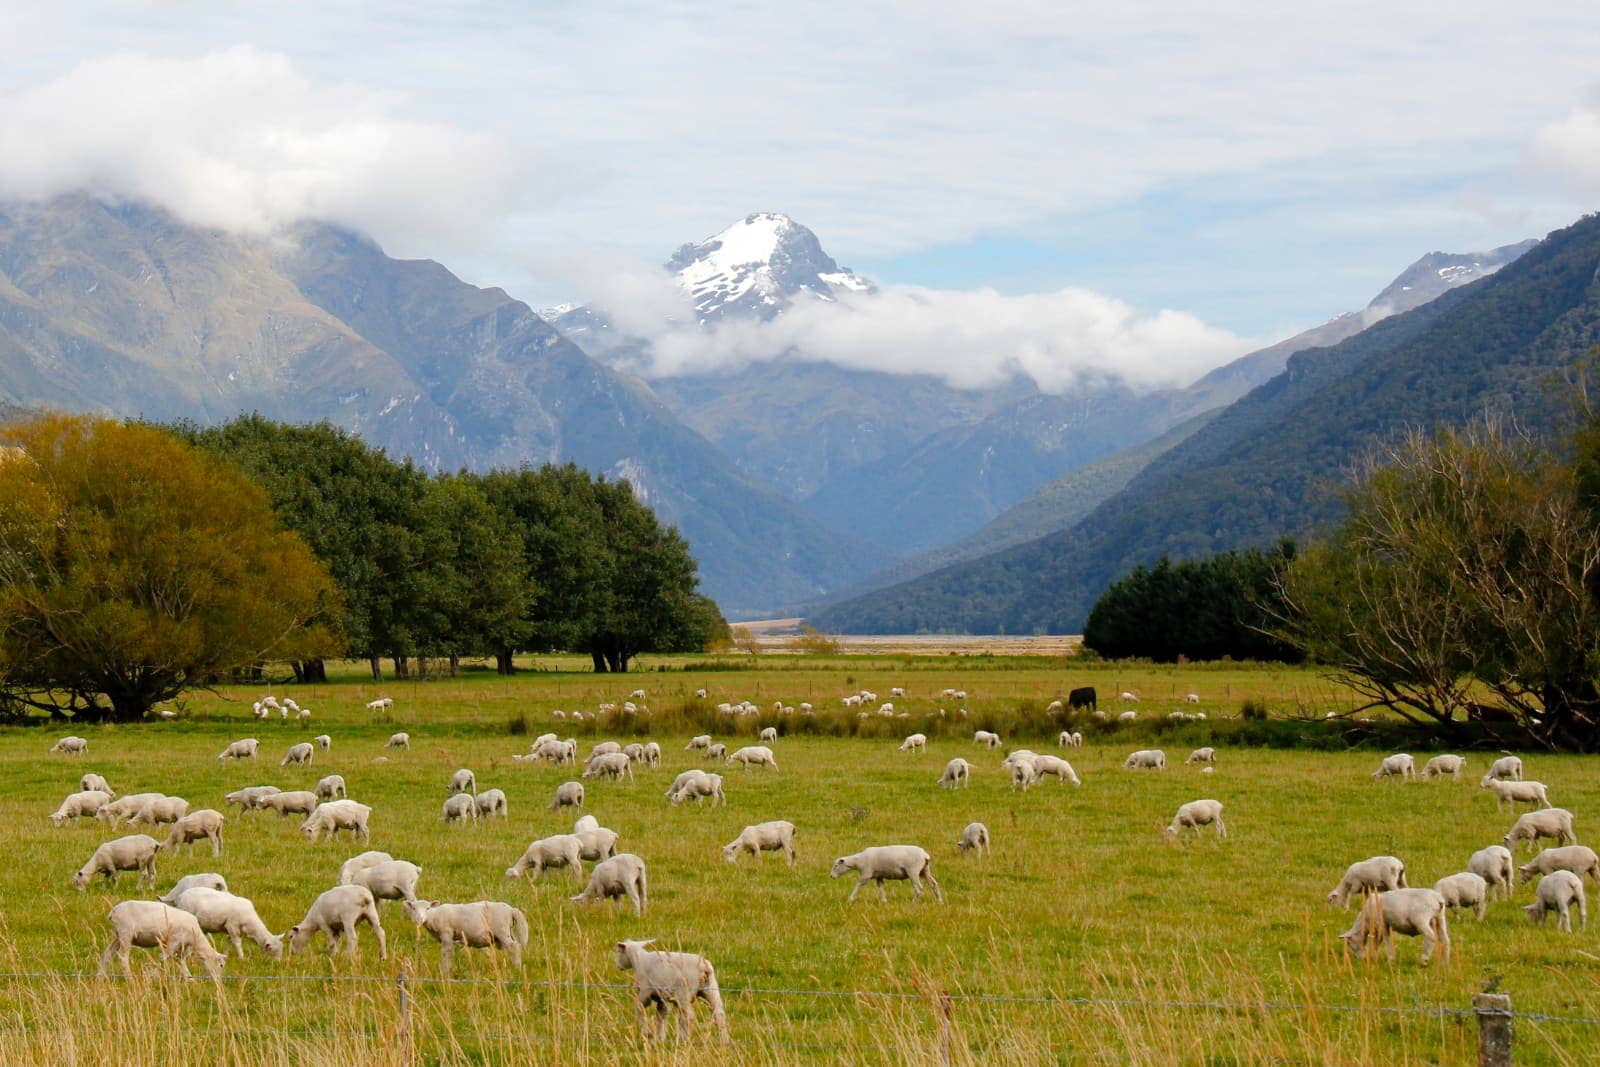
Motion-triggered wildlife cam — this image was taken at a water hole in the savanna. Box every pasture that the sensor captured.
[5,656,1599,1064]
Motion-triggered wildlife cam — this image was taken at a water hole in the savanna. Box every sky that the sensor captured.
[3,1,1600,389]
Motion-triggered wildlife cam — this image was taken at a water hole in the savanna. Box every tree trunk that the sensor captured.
[393,656,410,680]
[448,654,460,678]
[290,661,306,684]
[369,656,383,682]
[301,658,328,684]
[591,649,609,673]
[496,650,516,675]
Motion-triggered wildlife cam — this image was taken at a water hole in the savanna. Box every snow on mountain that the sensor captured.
[663,212,874,321]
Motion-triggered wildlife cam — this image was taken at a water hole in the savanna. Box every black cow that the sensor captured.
[1067,686,1097,713]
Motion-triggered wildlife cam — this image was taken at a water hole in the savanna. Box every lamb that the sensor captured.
[550,781,585,812]
[571,853,648,915]
[443,793,477,825]
[1327,856,1408,908]
[686,735,712,751]
[159,809,225,856]
[1029,754,1081,787]
[1469,845,1516,901]
[505,834,585,882]
[50,736,88,755]
[1505,808,1577,853]
[301,799,373,843]
[224,785,281,814]
[956,822,990,858]
[366,697,394,712]
[614,939,729,1044]
[1433,872,1489,920]
[126,795,190,828]
[1340,888,1450,964]
[1372,754,1415,781]
[1420,754,1467,780]
[218,738,259,762]
[1058,731,1083,748]
[99,900,225,980]
[1484,755,1524,781]
[315,774,347,801]
[404,899,529,976]
[668,771,726,807]
[575,827,621,861]
[385,732,410,749]
[1123,749,1166,771]
[50,789,112,826]
[1526,870,1587,932]
[705,743,727,761]
[1163,799,1226,842]
[73,834,161,890]
[830,845,943,903]
[725,745,777,772]
[722,821,797,865]
[351,859,423,904]
[159,872,228,904]
[79,773,114,797]
[261,790,320,818]
[584,752,635,782]
[1517,845,1600,886]
[938,758,971,789]
[899,733,927,754]
[94,792,163,829]
[1481,778,1550,812]
[448,768,477,795]
[285,884,387,959]
[172,886,283,959]
[314,734,332,750]
[973,730,1001,749]
[475,788,509,819]
[1184,748,1217,765]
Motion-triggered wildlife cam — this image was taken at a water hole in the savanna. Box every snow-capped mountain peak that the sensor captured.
[665,212,874,321]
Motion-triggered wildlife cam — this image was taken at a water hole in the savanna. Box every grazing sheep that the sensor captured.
[79,773,114,797]
[385,732,410,749]
[830,845,943,903]
[1372,754,1416,781]
[99,900,225,980]
[938,758,971,789]
[286,884,387,959]
[574,814,600,834]
[759,727,778,743]
[956,822,990,858]
[279,742,314,767]
[1009,758,1040,791]
[225,786,280,814]
[668,771,726,807]
[575,827,621,861]
[1185,748,1217,765]
[1469,845,1516,901]
[1433,872,1489,920]
[448,769,477,796]
[127,795,191,828]
[590,741,623,759]
[475,788,508,820]
[1119,692,1139,703]
[314,734,332,750]
[1485,755,1524,781]
[705,743,727,761]
[614,939,729,1044]
[1505,808,1577,853]
[899,733,927,754]
[584,752,636,783]
[1340,888,1450,964]
[218,738,260,762]
[1327,856,1408,908]
[725,745,777,772]
[505,834,585,882]
[338,851,395,885]
[261,790,320,818]
[1058,731,1083,748]
[172,886,283,959]
[94,792,163,829]
[686,735,712,751]
[1030,754,1081,786]
[1481,778,1550,812]
[366,697,394,712]
[443,793,477,825]
[301,800,373,844]
[1163,799,1226,843]
[314,775,347,801]
[665,770,701,800]
[973,730,1001,749]
[694,688,708,699]
[640,742,662,767]
[549,781,585,812]
[73,834,161,890]
[1420,754,1467,780]
[1184,693,1201,704]
[404,899,529,976]
[530,738,577,765]
[722,821,797,865]
[1047,700,1064,713]
[1123,749,1166,771]
[623,742,646,763]
[352,859,423,904]
[50,736,88,755]
[1527,870,1587,932]
[571,853,649,915]
[50,790,112,826]
[159,872,228,905]
[159,809,225,856]
[1117,710,1138,723]
[1517,845,1600,886]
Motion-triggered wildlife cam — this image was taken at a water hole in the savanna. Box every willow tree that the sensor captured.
[0,415,339,721]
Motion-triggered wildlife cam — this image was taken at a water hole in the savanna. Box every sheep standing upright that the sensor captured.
[404,899,529,976]
[614,939,729,1044]
[831,845,943,903]
[99,900,225,981]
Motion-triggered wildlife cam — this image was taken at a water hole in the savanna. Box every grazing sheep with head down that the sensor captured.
[218,738,259,762]
[159,809,225,856]
[225,785,280,814]
[1505,808,1577,853]
[1164,799,1226,843]
[99,900,225,980]
[285,884,387,959]
[1481,778,1550,812]
[1485,755,1523,781]
[338,851,395,885]
[572,853,648,915]
[1433,872,1489,920]
[281,742,314,768]
[705,743,727,761]
[899,733,927,754]
[1527,870,1587,931]
[315,775,347,801]
[1469,846,1516,901]
[615,939,729,1044]
[549,781,585,812]
[405,899,529,976]
[506,834,585,882]
[301,800,372,844]
[1328,856,1408,908]
[1123,749,1166,771]
[351,859,423,904]
[50,736,88,755]
[127,796,190,828]
[1340,888,1450,964]
[668,771,726,807]
[725,745,777,772]
[443,793,477,825]
[1420,754,1466,780]
[1030,754,1081,787]
[973,730,1001,749]
[957,822,990,858]
[722,821,796,865]
[79,773,114,797]
[575,827,621,861]
[1185,748,1217,765]
[314,734,332,750]
[584,752,635,782]
[1058,730,1083,748]
[74,834,161,890]
[1372,754,1415,781]
[831,845,943,903]
[95,792,162,829]
[50,790,112,826]
[759,727,778,743]
[159,872,228,905]
[385,732,409,749]
[686,735,711,751]
[448,769,476,796]
[475,788,508,820]
[1517,845,1600,886]
[938,758,971,789]
[172,886,283,959]
[261,790,320,819]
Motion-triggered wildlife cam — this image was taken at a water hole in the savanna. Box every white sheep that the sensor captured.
[279,741,315,767]
[94,792,162,829]
[1117,710,1138,723]
[1119,691,1139,703]
[1184,693,1201,704]
[50,789,112,826]
[973,730,1001,749]
[218,738,259,762]
[1484,755,1524,781]
[1327,856,1408,908]
[448,768,476,796]
[158,872,228,904]
[722,821,797,865]
[956,822,990,858]
[668,771,726,807]
[404,899,529,976]
[1527,870,1587,932]
[530,738,577,764]
[725,745,777,772]
[705,743,727,760]
[475,788,509,820]
[286,884,387,959]
[759,727,778,743]
[315,775,347,801]
[73,834,161,890]
[1058,730,1083,748]
[694,688,708,699]
[830,845,943,903]
[338,851,396,885]
[172,886,283,959]
[1505,808,1577,853]
[1468,845,1515,901]
[50,736,88,755]
[78,773,114,797]
[261,790,320,818]
[301,800,373,843]
[1517,845,1600,886]
[505,834,585,882]
[385,732,410,749]
[550,781,586,812]
[443,793,478,825]
[367,697,394,712]
[590,741,622,760]
[575,827,621,861]
[1433,872,1489,920]
[1030,754,1081,787]
[1123,749,1166,771]
[1340,888,1450,964]
[159,809,225,856]
[1481,778,1550,812]
[352,859,424,903]
[1420,754,1466,780]
[686,735,712,751]
[571,853,648,915]
[126,795,190,828]
[938,758,971,789]
[1372,754,1415,781]
[640,741,662,767]
[1164,799,1226,843]
[1184,748,1217,765]
[623,742,646,763]
[1009,758,1039,791]
[584,752,635,782]
[899,733,927,754]
[614,939,729,1044]
[314,734,332,750]
[99,900,225,980]
[574,814,600,834]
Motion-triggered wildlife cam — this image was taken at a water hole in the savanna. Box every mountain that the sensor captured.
[809,220,1590,634]
[665,211,874,322]
[0,195,892,617]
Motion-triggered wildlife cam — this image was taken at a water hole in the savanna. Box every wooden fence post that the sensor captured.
[1474,992,1512,1067]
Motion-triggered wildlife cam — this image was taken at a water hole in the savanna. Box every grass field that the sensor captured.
[5,655,1598,1064]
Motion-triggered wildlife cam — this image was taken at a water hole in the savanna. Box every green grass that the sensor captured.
[3,656,1596,1064]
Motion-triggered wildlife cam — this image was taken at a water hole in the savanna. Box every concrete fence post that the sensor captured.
[1474,992,1512,1067]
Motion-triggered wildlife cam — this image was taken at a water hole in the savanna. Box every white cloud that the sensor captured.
[1531,95,1600,196]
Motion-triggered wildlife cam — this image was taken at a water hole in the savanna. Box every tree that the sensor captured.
[0,415,339,721]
